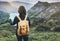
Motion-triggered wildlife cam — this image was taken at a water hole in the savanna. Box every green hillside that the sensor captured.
[0,21,60,41]
[0,3,60,41]
[0,17,60,41]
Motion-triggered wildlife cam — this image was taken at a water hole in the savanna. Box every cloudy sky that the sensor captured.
[0,0,60,4]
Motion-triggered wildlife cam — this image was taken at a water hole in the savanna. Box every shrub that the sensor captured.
[54,25,60,32]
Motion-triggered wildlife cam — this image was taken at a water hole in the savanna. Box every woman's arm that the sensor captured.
[9,16,19,25]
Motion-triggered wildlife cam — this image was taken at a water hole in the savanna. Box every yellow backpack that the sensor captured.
[17,16,29,36]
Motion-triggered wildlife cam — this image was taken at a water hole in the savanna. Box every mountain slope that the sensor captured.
[0,11,9,24]
[38,5,60,18]
[28,1,50,18]
[28,1,60,18]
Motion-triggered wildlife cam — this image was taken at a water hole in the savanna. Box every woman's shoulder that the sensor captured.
[14,16,18,19]
[14,16,19,21]
[14,16,30,21]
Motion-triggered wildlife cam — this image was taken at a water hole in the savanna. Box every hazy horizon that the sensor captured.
[0,0,60,4]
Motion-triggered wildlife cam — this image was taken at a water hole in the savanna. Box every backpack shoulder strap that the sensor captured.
[17,16,21,21]
[17,13,28,21]
[25,13,27,20]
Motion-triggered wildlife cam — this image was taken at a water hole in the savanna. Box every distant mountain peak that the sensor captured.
[28,1,60,18]
[38,1,48,3]
[32,1,50,8]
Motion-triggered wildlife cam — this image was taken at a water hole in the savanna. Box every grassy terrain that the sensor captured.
[29,27,60,41]
[0,23,60,41]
